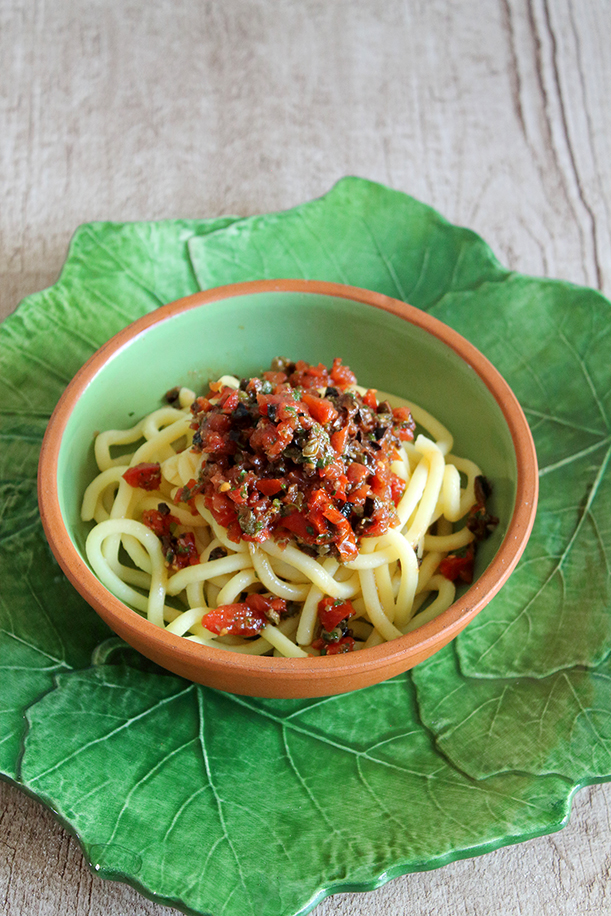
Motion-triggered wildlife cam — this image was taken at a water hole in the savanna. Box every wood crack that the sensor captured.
[541,0,603,290]
[500,0,527,142]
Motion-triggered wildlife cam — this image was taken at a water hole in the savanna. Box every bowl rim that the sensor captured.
[38,279,539,688]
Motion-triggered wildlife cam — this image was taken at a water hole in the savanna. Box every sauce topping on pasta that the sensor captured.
[164,358,416,563]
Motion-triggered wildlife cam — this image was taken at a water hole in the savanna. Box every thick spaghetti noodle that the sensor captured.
[82,359,496,658]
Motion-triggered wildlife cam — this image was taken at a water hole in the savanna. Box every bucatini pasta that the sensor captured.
[82,358,497,658]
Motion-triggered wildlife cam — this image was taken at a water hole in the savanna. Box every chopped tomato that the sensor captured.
[362,389,378,409]
[280,509,323,541]
[142,507,178,537]
[202,603,267,637]
[318,596,356,632]
[122,462,162,491]
[346,462,369,485]
[169,532,200,570]
[392,406,416,441]
[302,392,338,426]
[439,546,475,583]
[289,360,330,389]
[330,426,349,456]
[256,478,285,496]
[218,387,239,414]
[202,593,287,637]
[330,358,357,389]
[390,472,406,505]
[243,593,287,617]
[175,477,201,504]
[250,418,294,458]
[206,491,238,528]
[262,370,288,386]
[312,635,355,655]
[320,502,358,561]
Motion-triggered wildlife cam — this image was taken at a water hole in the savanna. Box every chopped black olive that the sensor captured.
[363,495,376,517]
[474,475,492,503]
[233,402,251,421]
[164,386,181,404]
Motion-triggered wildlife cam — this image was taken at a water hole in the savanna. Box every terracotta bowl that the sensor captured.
[38,280,538,698]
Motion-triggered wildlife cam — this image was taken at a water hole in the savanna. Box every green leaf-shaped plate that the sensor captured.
[2,178,610,916]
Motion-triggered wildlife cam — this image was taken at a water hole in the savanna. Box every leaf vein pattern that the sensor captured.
[35,317,101,352]
[355,215,408,300]
[79,283,140,323]
[0,519,42,547]
[1,342,72,385]
[538,437,611,477]
[424,778,471,834]
[474,442,611,665]
[0,628,72,671]
[28,684,194,784]
[196,244,262,281]
[223,798,293,862]
[81,227,166,307]
[354,755,414,833]
[295,212,351,284]
[590,512,611,577]
[563,673,607,749]
[538,677,560,742]
[280,727,349,847]
[485,685,509,745]
[440,696,505,742]
[0,371,27,401]
[497,336,549,403]
[557,328,609,431]
[405,246,432,305]
[197,690,255,916]
[0,432,45,444]
[106,736,202,847]
[227,694,454,779]
[523,406,604,437]
[266,226,310,279]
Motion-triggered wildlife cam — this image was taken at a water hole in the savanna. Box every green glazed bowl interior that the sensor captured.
[40,280,537,697]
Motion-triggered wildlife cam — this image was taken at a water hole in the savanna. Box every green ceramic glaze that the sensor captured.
[1,178,610,916]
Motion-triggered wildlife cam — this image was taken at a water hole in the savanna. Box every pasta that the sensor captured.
[82,358,497,658]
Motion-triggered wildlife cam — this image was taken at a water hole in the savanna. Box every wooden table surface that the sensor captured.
[2,2,610,913]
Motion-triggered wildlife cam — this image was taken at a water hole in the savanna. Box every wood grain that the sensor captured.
[2,0,610,913]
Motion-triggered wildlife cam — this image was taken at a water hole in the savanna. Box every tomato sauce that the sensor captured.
[178,358,416,563]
